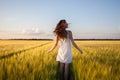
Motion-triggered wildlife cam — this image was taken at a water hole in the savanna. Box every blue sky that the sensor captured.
[0,0,120,39]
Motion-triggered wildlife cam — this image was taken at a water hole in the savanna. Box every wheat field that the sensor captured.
[0,40,120,80]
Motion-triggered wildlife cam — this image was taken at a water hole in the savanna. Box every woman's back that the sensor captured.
[56,30,72,63]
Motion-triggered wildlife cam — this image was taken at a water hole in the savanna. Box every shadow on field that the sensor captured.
[70,63,75,80]
[56,62,75,80]
[0,42,50,60]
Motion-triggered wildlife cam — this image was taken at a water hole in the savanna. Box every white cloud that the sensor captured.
[73,32,120,39]
[17,28,54,39]
[21,28,45,35]
[118,26,120,31]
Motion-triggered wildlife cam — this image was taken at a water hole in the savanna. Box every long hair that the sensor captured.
[53,19,68,39]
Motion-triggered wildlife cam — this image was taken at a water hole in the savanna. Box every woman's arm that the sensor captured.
[48,35,59,53]
[69,31,83,54]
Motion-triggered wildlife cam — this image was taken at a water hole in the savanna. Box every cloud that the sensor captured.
[17,28,54,39]
[21,28,45,35]
[118,26,120,31]
[73,32,120,39]
[0,30,7,32]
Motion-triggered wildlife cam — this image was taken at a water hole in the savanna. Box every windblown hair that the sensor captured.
[53,19,68,39]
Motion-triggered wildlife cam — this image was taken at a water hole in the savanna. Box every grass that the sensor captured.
[0,40,120,80]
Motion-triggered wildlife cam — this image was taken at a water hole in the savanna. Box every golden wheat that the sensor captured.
[0,40,120,80]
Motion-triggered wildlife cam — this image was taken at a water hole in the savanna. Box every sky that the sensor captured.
[0,0,120,39]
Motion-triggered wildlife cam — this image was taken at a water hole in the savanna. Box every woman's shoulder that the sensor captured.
[67,30,73,38]
[67,30,72,33]
[67,30,72,34]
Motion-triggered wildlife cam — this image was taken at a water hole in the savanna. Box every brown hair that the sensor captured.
[53,19,68,39]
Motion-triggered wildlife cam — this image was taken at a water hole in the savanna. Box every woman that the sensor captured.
[48,19,83,80]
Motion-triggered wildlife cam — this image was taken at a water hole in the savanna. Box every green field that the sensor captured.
[0,40,120,80]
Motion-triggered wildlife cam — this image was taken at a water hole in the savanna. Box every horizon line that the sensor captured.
[0,38,120,40]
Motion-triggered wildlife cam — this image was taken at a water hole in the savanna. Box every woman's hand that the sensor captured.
[69,31,83,54]
[47,35,59,54]
[47,50,52,54]
[79,49,83,54]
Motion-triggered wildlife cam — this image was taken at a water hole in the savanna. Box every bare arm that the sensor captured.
[48,35,59,53]
[69,31,83,54]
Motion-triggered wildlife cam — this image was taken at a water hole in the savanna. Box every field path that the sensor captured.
[0,42,51,60]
